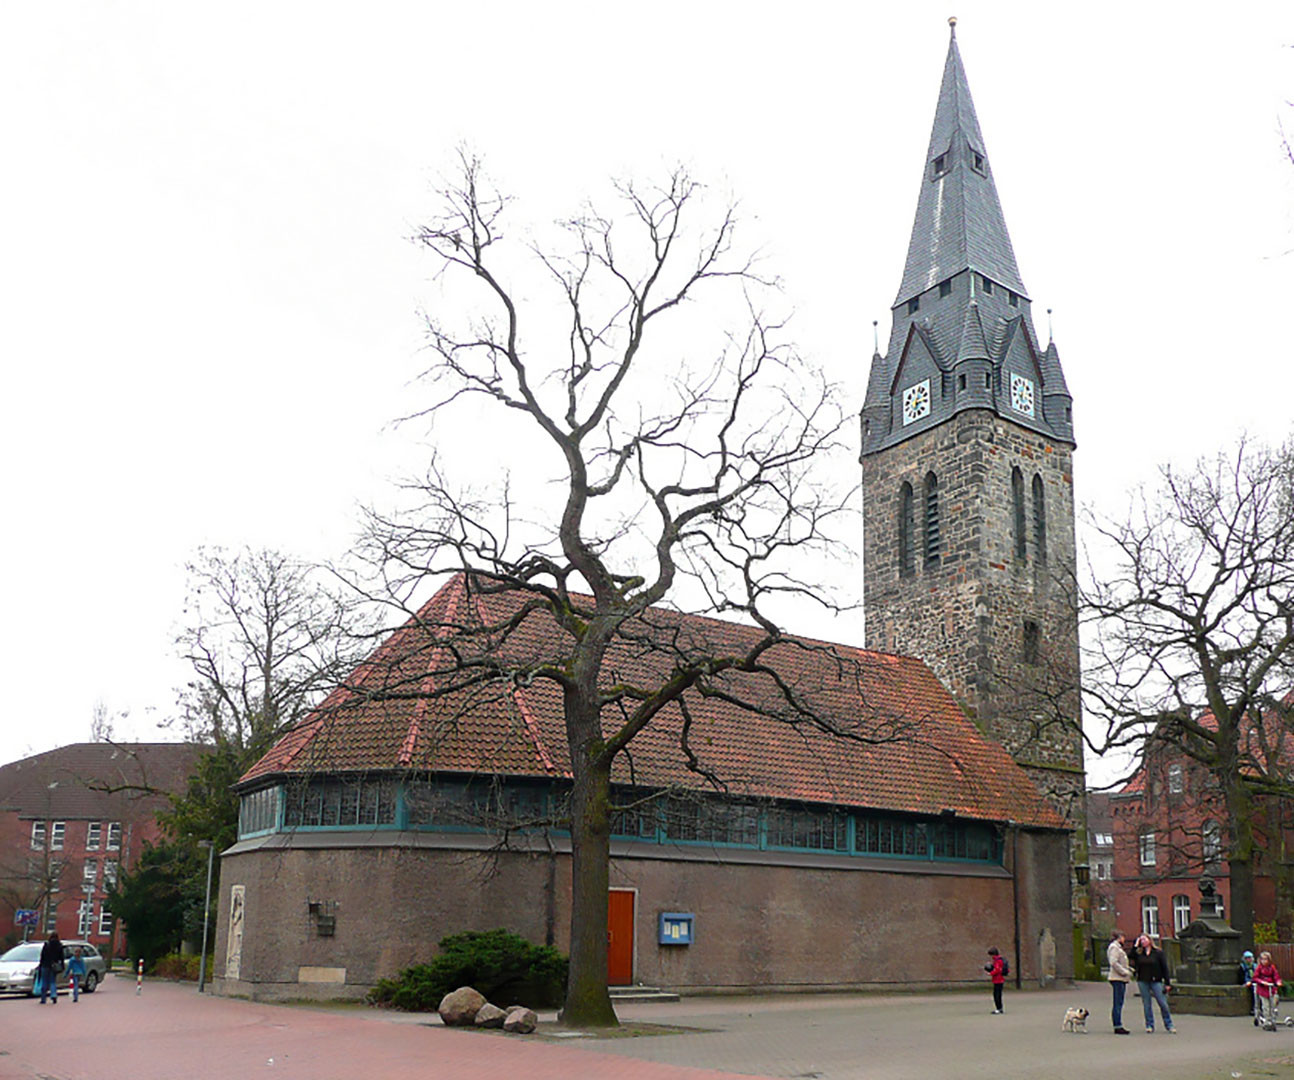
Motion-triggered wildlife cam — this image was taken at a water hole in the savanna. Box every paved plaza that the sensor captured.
[3,976,1294,1079]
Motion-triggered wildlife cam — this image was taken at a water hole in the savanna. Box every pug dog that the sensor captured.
[1061,1006,1090,1033]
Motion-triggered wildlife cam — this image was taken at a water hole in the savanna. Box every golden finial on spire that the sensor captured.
[949,16,957,34]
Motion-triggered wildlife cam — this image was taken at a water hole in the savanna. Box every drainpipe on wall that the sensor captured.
[1009,821,1022,990]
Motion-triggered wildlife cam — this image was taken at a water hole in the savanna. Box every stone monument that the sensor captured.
[1170,877,1247,1016]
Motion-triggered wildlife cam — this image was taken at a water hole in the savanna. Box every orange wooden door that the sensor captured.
[607,890,635,985]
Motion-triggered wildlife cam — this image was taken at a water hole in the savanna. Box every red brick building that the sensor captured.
[0,743,198,955]
[1103,749,1290,944]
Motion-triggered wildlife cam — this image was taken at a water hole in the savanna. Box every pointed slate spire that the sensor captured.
[894,23,1027,307]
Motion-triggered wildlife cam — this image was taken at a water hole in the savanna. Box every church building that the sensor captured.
[211,26,1082,1002]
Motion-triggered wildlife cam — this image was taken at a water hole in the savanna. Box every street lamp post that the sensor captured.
[197,840,215,993]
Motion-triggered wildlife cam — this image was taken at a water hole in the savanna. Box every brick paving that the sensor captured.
[3,976,1294,1080]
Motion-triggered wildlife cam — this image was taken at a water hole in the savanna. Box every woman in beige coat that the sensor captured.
[1107,931,1132,1034]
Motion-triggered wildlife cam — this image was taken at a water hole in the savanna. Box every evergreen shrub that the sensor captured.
[367,928,567,1011]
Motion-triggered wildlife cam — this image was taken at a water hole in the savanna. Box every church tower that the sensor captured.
[861,23,1084,821]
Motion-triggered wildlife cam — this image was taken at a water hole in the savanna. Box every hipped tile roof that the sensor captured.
[0,742,199,819]
[242,575,1064,830]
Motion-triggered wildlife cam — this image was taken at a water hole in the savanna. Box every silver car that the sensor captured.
[0,940,109,995]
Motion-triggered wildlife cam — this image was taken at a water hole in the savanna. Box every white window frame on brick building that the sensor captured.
[44,905,58,933]
[77,899,93,937]
[1173,894,1191,933]
[1203,819,1223,864]
[104,860,118,887]
[86,821,102,850]
[30,821,46,850]
[82,860,97,887]
[1142,895,1160,937]
[106,822,122,851]
[1139,829,1156,867]
[1168,764,1184,794]
[51,822,65,851]
[98,904,112,937]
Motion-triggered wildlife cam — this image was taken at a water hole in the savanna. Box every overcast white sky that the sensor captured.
[1,3,1291,779]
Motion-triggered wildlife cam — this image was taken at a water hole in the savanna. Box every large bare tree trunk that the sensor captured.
[562,744,616,1027]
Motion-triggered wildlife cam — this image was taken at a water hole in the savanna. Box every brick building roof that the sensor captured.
[242,575,1064,830]
[0,742,199,820]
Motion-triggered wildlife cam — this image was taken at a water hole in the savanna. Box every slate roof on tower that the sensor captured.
[895,24,1025,307]
[240,573,1064,830]
[861,24,1075,455]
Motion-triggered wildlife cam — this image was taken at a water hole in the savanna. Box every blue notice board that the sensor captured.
[658,912,694,945]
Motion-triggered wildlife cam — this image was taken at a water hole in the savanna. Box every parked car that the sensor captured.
[0,940,109,995]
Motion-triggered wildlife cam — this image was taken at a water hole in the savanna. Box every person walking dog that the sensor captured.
[1107,930,1132,1034]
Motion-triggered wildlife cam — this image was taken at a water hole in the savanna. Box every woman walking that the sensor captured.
[37,933,63,1005]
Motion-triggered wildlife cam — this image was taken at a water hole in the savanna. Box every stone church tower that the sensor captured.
[861,24,1084,823]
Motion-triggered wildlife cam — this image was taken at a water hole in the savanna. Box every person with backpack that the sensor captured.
[984,946,1008,1014]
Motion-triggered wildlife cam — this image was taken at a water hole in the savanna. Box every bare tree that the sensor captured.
[1083,434,1294,942]
[347,157,874,1026]
[177,546,365,758]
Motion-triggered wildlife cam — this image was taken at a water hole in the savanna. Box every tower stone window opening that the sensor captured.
[1012,467,1026,560]
[899,482,916,577]
[924,472,940,566]
[1032,473,1047,563]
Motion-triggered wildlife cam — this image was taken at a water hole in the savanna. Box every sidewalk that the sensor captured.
[3,976,1294,1080]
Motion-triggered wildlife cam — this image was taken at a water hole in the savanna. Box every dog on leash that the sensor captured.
[1061,1006,1090,1033]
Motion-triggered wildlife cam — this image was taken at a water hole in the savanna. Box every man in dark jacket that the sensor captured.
[1132,934,1175,1033]
[38,933,63,1005]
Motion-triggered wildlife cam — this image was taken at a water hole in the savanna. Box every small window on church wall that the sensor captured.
[1011,467,1026,560]
[899,483,916,577]
[958,374,967,393]
[1023,620,1040,664]
[984,371,992,390]
[972,151,985,172]
[908,297,920,315]
[940,280,952,298]
[1008,291,1019,308]
[923,472,940,566]
[932,154,947,178]
[1032,474,1046,564]
[980,276,993,295]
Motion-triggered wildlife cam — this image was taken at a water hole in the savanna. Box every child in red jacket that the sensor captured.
[1252,952,1284,1030]
[985,947,1006,1014]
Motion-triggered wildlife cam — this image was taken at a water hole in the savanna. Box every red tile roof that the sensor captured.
[242,575,1065,829]
[0,742,200,819]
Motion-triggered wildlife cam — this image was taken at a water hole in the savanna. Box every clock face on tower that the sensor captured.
[902,379,931,425]
[1010,373,1035,418]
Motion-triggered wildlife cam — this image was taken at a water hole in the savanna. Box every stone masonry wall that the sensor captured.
[862,410,1084,822]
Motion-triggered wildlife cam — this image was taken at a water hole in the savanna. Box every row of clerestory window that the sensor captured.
[898,465,1047,576]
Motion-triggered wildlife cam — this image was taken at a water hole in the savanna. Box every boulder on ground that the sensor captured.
[438,986,487,1026]
[474,1003,507,1028]
[503,1006,538,1034]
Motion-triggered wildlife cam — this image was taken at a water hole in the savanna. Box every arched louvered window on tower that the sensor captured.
[923,472,940,566]
[1011,467,1026,561]
[1032,473,1047,564]
[899,482,916,577]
